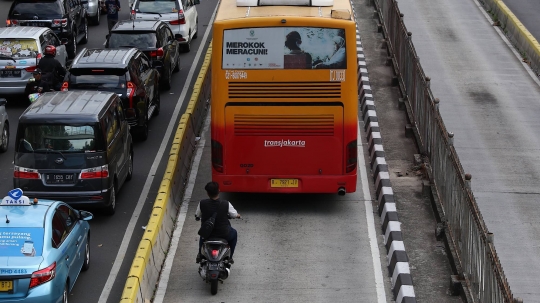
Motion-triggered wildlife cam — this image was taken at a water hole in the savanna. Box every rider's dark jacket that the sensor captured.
[199,198,231,238]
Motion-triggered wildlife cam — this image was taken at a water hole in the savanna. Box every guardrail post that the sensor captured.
[487,232,494,244]
[434,98,440,111]
[448,132,454,146]
[465,173,471,190]
[514,298,523,303]
[425,76,431,88]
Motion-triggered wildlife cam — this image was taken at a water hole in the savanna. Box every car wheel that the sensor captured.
[182,34,191,53]
[82,233,90,271]
[162,67,171,90]
[173,57,180,73]
[192,19,198,39]
[68,32,77,59]
[125,151,133,181]
[138,113,149,141]
[62,283,69,303]
[80,19,88,44]
[104,184,116,215]
[153,92,160,116]
[91,10,100,25]
[0,124,8,153]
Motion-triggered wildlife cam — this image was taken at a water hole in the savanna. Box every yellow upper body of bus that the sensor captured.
[211,0,359,194]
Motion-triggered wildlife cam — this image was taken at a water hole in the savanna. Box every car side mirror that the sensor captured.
[79,210,94,221]
[0,98,6,107]
[61,38,69,45]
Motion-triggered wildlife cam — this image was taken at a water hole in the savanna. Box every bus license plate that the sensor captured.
[270,179,298,188]
[0,281,12,292]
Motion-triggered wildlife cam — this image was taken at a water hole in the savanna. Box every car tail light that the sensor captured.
[150,48,164,59]
[211,249,219,258]
[25,66,38,72]
[126,81,135,108]
[6,19,18,26]
[346,140,357,173]
[169,10,185,25]
[13,166,41,179]
[29,262,56,289]
[211,140,223,173]
[61,81,69,91]
[52,19,68,27]
[79,165,109,179]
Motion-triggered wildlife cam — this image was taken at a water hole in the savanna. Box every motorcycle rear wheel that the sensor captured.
[210,280,218,295]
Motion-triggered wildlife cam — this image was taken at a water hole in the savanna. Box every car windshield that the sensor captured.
[17,124,100,153]
[0,39,39,58]
[135,0,179,14]
[109,32,157,48]
[0,227,44,257]
[11,1,62,16]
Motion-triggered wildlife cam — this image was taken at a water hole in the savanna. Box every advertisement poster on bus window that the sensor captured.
[222,27,346,70]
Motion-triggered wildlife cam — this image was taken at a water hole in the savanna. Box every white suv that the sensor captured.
[0,27,68,95]
[130,0,199,52]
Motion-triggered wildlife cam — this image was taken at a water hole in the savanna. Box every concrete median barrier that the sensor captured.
[119,43,212,303]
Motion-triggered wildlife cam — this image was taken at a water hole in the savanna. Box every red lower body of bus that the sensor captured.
[212,173,357,194]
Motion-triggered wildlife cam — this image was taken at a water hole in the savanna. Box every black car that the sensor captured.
[7,0,89,59]
[14,91,133,215]
[62,48,160,141]
[106,20,180,90]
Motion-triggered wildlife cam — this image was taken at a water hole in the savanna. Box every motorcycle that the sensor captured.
[195,215,234,295]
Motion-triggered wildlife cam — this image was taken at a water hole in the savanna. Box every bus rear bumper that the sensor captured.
[213,174,357,194]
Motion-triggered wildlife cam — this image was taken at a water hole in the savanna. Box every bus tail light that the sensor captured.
[169,10,185,25]
[29,262,56,289]
[80,165,109,179]
[127,81,135,108]
[61,81,69,91]
[346,140,357,173]
[14,166,41,179]
[211,140,223,173]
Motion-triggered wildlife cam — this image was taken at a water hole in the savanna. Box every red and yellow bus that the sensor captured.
[211,0,358,194]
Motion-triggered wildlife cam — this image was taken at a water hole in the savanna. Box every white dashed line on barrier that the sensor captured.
[358,124,388,302]
[96,3,217,301]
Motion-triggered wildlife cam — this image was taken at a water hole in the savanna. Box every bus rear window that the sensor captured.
[222,27,346,70]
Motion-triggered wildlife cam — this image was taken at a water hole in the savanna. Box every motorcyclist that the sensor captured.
[24,69,50,96]
[37,45,66,91]
[196,181,241,264]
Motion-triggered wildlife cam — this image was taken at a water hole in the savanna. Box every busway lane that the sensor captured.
[501,0,540,44]
[0,0,220,302]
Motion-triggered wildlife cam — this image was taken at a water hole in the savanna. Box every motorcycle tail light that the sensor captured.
[211,249,219,258]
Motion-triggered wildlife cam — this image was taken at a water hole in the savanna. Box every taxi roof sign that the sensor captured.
[1,188,32,206]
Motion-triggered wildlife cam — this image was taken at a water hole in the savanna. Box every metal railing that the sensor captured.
[372,0,516,302]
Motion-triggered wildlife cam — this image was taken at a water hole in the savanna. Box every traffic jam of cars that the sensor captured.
[0,0,199,301]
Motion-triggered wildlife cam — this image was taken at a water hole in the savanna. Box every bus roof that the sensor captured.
[215,0,353,22]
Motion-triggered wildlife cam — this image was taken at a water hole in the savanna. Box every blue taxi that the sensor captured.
[0,188,92,302]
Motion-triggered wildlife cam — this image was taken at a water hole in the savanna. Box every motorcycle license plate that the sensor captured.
[208,263,219,270]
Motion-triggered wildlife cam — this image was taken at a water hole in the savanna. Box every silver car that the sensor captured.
[0,98,8,153]
[82,0,104,25]
[130,0,199,52]
[0,27,68,95]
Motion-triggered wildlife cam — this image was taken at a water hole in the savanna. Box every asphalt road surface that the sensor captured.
[0,0,216,301]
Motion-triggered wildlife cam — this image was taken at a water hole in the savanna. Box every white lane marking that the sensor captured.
[153,112,210,303]
[97,6,217,303]
[358,123,388,302]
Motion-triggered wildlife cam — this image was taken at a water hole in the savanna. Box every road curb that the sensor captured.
[351,2,417,302]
